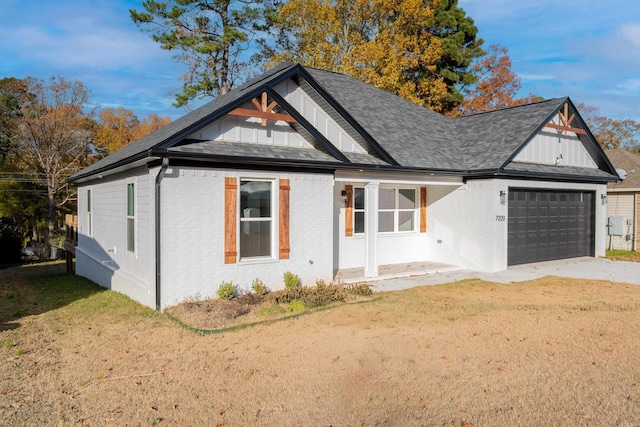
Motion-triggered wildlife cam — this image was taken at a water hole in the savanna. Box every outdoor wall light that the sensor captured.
[601,194,607,205]
[500,190,507,205]
[341,190,347,204]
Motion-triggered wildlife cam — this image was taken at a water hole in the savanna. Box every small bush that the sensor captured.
[217,281,237,300]
[258,303,286,317]
[251,278,268,295]
[345,283,373,297]
[286,300,305,312]
[267,282,347,308]
[283,271,299,290]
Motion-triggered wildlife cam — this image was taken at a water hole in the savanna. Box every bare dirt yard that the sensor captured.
[3,262,640,426]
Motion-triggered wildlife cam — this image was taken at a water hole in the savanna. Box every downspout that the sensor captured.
[155,157,170,310]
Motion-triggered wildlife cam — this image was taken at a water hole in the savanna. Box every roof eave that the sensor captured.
[495,169,618,184]
[151,148,467,176]
[67,151,158,184]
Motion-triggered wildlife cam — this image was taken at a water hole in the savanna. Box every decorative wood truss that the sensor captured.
[544,103,587,135]
[229,92,297,126]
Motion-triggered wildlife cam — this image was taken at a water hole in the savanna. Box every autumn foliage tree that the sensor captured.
[460,45,539,115]
[267,0,449,111]
[577,103,640,151]
[11,76,95,241]
[94,107,171,154]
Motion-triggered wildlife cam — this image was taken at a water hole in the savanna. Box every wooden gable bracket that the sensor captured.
[544,102,587,135]
[228,92,297,127]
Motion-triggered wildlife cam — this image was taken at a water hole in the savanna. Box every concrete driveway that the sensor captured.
[371,257,640,292]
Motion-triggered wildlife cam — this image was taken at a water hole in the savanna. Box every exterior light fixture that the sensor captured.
[601,194,607,205]
[341,190,347,204]
[500,190,507,205]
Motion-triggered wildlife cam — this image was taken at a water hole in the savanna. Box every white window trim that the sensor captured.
[353,186,365,235]
[126,181,136,254]
[87,188,92,237]
[238,178,276,262]
[378,186,418,234]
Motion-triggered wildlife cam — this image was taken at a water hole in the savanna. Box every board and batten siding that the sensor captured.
[606,192,637,251]
[189,104,311,148]
[274,79,368,154]
[159,167,334,307]
[514,116,597,168]
[75,167,155,308]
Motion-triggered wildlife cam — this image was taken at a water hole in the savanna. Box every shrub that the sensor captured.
[216,281,237,300]
[267,282,347,308]
[286,300,305,312]
[345,283,373,297]
[258,303,286,317]
[283,271,300,289]
[251,278,268,295]
[303,281,346,308]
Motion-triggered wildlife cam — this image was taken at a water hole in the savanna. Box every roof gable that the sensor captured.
[70,63,619,183]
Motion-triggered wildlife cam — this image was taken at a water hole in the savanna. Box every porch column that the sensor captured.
[364,181,379,277]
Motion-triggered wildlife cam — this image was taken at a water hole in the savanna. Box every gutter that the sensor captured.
[154,157,170,310]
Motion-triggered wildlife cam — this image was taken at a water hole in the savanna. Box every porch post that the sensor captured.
[364,181,379,277]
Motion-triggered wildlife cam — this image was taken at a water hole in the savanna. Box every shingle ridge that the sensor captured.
[456,96,568,120]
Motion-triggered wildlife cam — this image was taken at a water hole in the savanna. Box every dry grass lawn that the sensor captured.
[2,262,640,426]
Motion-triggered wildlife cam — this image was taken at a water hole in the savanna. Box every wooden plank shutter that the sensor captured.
[344,185,353,236]
[224,177,237,264]
[420,187,427,233]
[279,179,290,259]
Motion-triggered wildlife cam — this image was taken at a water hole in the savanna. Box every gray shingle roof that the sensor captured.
[70,63,617,182]
[168,140,339,163]
[70,63,297,180]
[605,149,640,189]
[503,162,616,180]
[305,68,461,170]
[455,98,567,170]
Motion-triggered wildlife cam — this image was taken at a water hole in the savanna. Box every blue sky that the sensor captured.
[1,0,639,121]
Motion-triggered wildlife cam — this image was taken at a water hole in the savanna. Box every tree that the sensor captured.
[94,107,139,154]
[460,45,539,115]
[130,0,278,107]
[578,103,640,151]
[94,107,171,154]
[0,78,30,162]
[423,0,484,115]
[12,76,95,241]
[132,113,172,141]
[266,0,448,111]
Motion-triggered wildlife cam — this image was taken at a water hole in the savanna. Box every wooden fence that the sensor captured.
[63,214,78,274]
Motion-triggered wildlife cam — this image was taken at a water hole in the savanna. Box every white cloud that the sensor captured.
[621,23,640,47]
[519,73,555,81]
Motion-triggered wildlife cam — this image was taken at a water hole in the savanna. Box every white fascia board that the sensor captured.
[72,157,159,185]
[334,170,463,186]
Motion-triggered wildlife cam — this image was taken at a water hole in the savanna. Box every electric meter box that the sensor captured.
[608,216,624,236]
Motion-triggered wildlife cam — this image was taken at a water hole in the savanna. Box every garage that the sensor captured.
[507,189,595,265]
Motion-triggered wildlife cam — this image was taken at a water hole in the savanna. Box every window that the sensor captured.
[87,189,92,236]
[127,183,135,252]
[353,187,365,234]
[239,180,272,258]
[378,188,417,233]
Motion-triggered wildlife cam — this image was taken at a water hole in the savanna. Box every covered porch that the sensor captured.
[334,260,462,284]
[334,170,464,280]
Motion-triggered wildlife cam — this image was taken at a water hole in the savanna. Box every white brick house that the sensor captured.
[69,63,619,309]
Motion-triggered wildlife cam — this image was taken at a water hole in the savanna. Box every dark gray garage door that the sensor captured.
[507,189,595,266]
